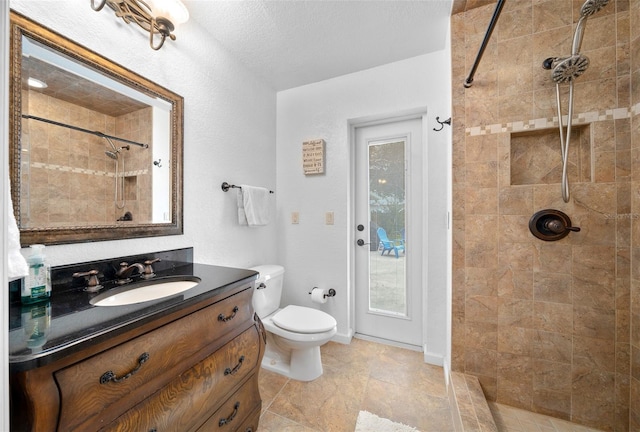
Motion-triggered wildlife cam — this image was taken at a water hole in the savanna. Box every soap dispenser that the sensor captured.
[21,301,51,351]
[21,244,51,304]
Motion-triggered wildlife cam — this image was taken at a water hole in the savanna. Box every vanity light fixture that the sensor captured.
[91,0,189,50]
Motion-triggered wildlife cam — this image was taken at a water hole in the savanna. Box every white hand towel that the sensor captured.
[7,180,28,280]
[236,188,247,225]
[237,185,270,226]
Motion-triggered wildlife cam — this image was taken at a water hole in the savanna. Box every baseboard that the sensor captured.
[331,329,353,344]
[443,358,450,387]
[423,349,444,366]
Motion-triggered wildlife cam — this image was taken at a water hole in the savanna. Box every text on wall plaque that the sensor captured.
[302,139,325,175]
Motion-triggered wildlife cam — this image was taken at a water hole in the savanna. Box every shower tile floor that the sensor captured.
[257,338,606,432]
[490,403,604,432]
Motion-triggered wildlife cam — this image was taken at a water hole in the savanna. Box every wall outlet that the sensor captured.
[291,212,299,224]
[325,211,334,225]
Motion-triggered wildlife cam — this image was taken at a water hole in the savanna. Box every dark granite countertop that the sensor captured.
[9,251,257,372]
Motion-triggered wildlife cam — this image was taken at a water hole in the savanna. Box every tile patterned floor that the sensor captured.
[258,338,453,431]
[257,338,606,432]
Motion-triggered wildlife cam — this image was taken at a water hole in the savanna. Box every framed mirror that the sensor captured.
[9,11,183,246]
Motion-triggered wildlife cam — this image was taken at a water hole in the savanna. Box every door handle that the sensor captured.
[357,239,371,246]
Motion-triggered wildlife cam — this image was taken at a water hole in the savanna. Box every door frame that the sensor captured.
[347,107,429,353]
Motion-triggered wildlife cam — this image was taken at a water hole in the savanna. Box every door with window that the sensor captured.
[354,118,423,348]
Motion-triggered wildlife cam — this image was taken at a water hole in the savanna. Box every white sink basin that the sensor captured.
[90,276,201,307]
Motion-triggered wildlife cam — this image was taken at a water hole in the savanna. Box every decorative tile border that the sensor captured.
[30,162,148,178]
[466,104,639,137]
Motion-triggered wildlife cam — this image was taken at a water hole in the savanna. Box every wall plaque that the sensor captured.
[302,139,325,175]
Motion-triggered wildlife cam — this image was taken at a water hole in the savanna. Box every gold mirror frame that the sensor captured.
[9,11,183,246]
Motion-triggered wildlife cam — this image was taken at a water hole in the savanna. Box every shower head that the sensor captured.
[105,150,118,160]
[104,136,119,159]
[549,54,590,84]
[104,136,117,152]
[579,0,609,18]
[104,141,130,160]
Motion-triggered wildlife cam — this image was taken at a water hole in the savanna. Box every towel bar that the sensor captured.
[221,182,274,194]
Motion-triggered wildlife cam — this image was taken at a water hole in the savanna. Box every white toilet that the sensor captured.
[251,265,337,381]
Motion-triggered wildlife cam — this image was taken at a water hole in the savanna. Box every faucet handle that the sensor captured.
[141,258,161,279]
[73,269,103,293]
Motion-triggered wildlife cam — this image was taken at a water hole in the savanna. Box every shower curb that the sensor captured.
[448,372,498,432]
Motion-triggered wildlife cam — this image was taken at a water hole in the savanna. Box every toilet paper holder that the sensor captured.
[308,287,336,298]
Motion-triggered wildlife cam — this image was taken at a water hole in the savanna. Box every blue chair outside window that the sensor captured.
[376,227,405,258]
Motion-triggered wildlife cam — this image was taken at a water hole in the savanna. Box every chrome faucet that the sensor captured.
[115,262,145,284]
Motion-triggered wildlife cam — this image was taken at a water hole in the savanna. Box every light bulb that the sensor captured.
[145,0,189,25]
[27,77,47,89]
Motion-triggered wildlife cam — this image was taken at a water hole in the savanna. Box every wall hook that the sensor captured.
[153,159,162,168]
[433,116,451,132]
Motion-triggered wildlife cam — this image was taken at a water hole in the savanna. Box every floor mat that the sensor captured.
[355,410,419,432]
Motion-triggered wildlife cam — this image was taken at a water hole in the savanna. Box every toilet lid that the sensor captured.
[272,305,337,334]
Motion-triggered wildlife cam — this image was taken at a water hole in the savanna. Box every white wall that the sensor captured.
[276,50,451,360]
[8,1,278,268]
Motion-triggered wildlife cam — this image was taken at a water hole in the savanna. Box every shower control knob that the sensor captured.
[529,209,580,241]
[544,219,566,234]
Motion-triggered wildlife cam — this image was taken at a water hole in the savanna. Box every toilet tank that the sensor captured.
[250,265,285,318]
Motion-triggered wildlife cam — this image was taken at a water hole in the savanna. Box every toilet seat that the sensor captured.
[272,305,336,334]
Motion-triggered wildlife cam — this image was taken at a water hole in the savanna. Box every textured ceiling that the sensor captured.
[185,0,453,91]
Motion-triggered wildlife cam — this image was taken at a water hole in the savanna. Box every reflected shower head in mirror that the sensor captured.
[104,136,118,159]
[104,137,130,160]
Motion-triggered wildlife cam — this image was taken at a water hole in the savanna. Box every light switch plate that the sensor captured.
[325,212,334,225]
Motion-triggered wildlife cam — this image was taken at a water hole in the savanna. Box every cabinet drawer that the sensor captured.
[205,376,261,432]
[102,366,261,432]
[217,405,261,432]
[55,287,254,431]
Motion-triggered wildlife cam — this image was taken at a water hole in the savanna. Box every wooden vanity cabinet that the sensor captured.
[10,281,266,432]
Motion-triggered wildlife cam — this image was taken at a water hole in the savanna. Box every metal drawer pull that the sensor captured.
[218,402,240,427]
[100,352,150,384]
[224,355,245,376]
[218,306,239,322]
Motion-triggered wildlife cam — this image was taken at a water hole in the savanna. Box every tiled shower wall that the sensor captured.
[451,1,638,430]
[22,90,152,226]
